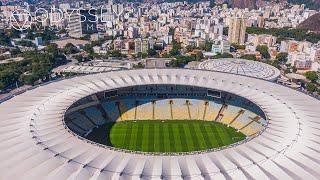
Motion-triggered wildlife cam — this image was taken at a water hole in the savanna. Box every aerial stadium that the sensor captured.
[0,68,319,179]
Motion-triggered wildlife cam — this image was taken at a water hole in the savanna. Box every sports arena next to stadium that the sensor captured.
[0,66,319,179]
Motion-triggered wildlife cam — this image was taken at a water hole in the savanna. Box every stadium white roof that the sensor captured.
[198,58,281,81]
[62,65,122,74]
[0,69,319,179]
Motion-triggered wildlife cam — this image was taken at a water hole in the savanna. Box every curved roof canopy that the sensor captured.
[0,69,319,179]
[198,58,281,81]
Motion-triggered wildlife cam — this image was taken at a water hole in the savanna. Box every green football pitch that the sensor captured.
[107,120,246,153]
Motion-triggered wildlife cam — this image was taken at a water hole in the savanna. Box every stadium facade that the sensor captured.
[0,69,319,179]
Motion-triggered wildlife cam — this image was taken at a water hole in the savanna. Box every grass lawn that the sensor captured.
[108,120,246,153]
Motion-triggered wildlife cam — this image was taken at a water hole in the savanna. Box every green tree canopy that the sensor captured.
[256,45,270,59]
[240,54,256,61]
[213,53,233,59]
[148,48,158,57]
[64,43,79,55]
[169,40,181,57]
[306,83,317,92]
[276,52,288,63]
[305,71,318,82]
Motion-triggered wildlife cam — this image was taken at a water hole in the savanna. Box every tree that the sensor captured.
[15,40,35,47]
[148,48,157,57]
[240,54,256,61]
[246,27,320,44]
[256,45,270,59]
[202,41,213,52]
[10,48,21,57]
[169,40,181,57]
[0,31,11,46]
[20,74,38,85]
[40,28,58,44]
[64,43,79,54]
[276,52,288,63]
[6,29,20,39]
[168,53,204,68]
[209,0,216,8]
[45,44,59,57]
[109,50,123,58]
[83,44,94,54]
[73,55,83,62]
[133,62,145,69]
[137,52,148,59]
[306,83,317,92]
[195,51,204,61]
[231,43,245,50]
[305,71,318,82]
[186,45,196,52]
[213,53,233,59]
[80,34,90,40]
[270,60,281,69]
[292,66,297,73]
[169,27,175,36]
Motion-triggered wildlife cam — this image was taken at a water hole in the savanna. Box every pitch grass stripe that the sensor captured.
[228,127,245,143]
[182,124,194,151]
[163,123,171,152]
[135,123,143,151]
[225,127,237,143]
[209,123,224,146]
[178,124,189,152]
[193,123,207,150]
[168,124,176,152]
[199,123,213,149]
[142,123,149,151]
[148,123,155,152]
[154,123,160,152]
[110,123,126,147]
[159,123,165,152]
[217,125,232,145]
[172,124,183,152]
[188,123,200,150]
[129,123,138,150]
[123,122,133,148]
[204,124,219,148]
[108,120,246,152]
[215,124,229,146]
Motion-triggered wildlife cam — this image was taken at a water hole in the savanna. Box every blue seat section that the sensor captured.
[83,107,106,125]
[101,101,121,122]
[69,112,95,131]
[66,121,87,135]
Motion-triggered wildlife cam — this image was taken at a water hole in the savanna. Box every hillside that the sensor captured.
[298,13,320,33]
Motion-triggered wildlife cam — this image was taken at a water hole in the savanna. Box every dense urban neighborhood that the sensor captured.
[0,0,319,97]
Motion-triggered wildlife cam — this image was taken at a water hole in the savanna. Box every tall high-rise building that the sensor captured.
[228,17,246,45]
[135,38,152,54]
[134,38,142,54]
[67,9,97,38]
